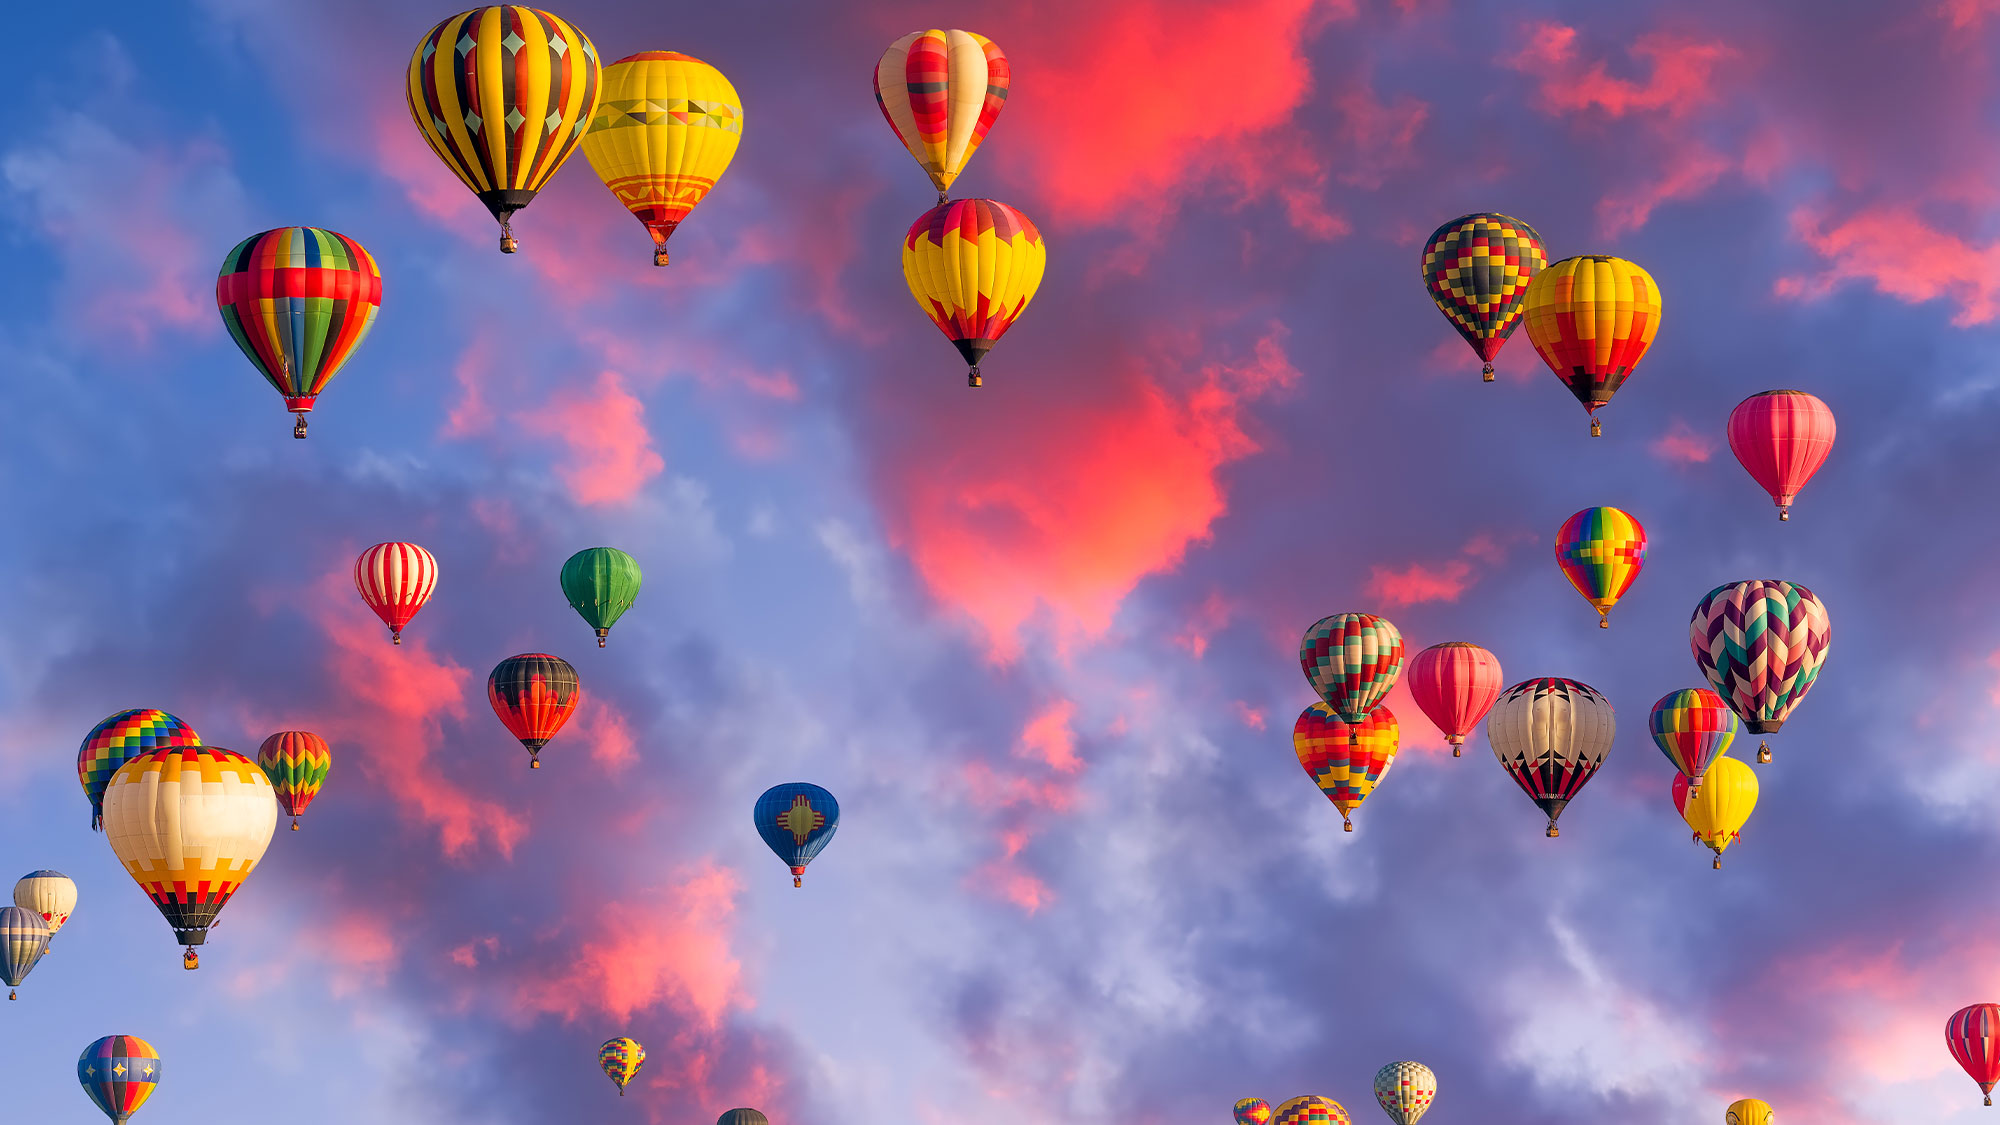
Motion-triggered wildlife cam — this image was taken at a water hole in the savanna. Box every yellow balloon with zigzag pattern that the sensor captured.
[580,51,743,266]
[1726,1098,1773,1125]
[901,197,1046,387]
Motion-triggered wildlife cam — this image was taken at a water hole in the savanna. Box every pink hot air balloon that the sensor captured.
[1406,642,1503,757]
[1727,390,1835,521]
[1950,1003,2000,1106]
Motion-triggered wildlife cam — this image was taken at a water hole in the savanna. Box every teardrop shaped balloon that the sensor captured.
[1728,390,1835,521]
[580,51,742,266]
[406,6,603,253]
[488,653,581,768]
[216,227,382,438]
[354,542,439,645]
[1554,507,1647,628]
[0,906,50,1000]
[755,782,840,887]
[1648,688,1736,791]
[13,870,77,941]
[560,547,642,647]
[102,745,278,969]
[78,1035,162,1124]
[1372,1061,1437,1125]
[1690,580,1830,763]
[77,709,201,831]
[875,30,1009,201]
[1486,677,1615,837]
[1522,255,1662,436]
[1405,642,1502,756]
[903,198,1046,387]
[1293,703,1398,831]
[1273,1095,1351,1125]
[598,1036,645,1096]
[1950,1004,2000,1107]
[1673,756,1758,869]
[1299,614,1405,722]
[1234,1099,1274,1125]
[257,731,331,830]
[1420,213,1546,381]
[1725,1099,1774,1125]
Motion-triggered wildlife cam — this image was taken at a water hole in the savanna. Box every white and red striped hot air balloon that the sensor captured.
[354,542,438,645]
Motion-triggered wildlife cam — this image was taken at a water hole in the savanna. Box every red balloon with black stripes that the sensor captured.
[488,653,580,768]
[1950,1003,2000,1107]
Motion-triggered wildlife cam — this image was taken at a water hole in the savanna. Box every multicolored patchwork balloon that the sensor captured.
[1648,688,1736,792]
[1372,1060,1437,1124]
[1419,213,1546,381]
[1726,1098,1774,1125]
[14,870,78,941]
[77,709,201,831]
[1673,756,1758,870]
[902,198,1046,386]
[1272,1095,1351,1125]
[1293,703,1398,831]
[1951,1004,2000,1106]
[560,547,642,647]
[257,731,332,830]
[1690,580,1831,763]
[755,782,840,887]
[875,29,1009,202]
[216,227,382,437]
[1487,677,1615,838]
[1300,613,1405,722]
[78,1035,161,1124]
[598,1036,645,1095]
[0,905,50,1000]
[1729,389,1836,521]
[354,542,438,645]
[1405,642,1502,756]
[1522,255,1662,436]
[1234,1098,1274,1125]
[1555,506,1647,628]
[489,653,581,768]
[580,52,742,266]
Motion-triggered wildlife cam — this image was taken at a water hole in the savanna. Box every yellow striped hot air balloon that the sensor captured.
[902,198,1046,387]
[405,6,602,253]
[1522,255,1662,436]
[581,51,742,266]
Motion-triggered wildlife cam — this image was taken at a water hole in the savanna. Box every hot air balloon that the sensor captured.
[1300,614,1405,722]
[718,1110,769,1125]
[1372,1061,1437,1125]
[903,198,1046,386]
[354,542,438,645]
[1420,213,1547,381]
[1522,255,1662,436]
[598,1037,645,1096]
[1293,703,1398,831]
[1648,688,1736,793]
[580,52,742,266]
[560,547,642,647]
[78,1035,161,1125]
[101,745,278,969]
[1725,1099,1774,1125]
[1691,580,1830,763]
[216,227,383,438]
[1728,390,1835,521]
[1487,677,1614,837]
[0,906,50,999]
[405,6,602,253]
[875,30,1009,204]
[755,782,839,887]
[78,709,201,831]
[14,870,78,942]
[1234,1099,1274,1125]
[1405,642,1502,757]
[1555,507,1646,628]
[489,653,580,767]
[1673,756,1758,869]
[1951,1004,2000,1106]
[257,731,331,830]
[1273,1095,1351,1125]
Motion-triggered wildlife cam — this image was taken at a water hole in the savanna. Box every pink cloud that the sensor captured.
[518,372,665,506]
[1365,531,1528,607]
[1019,699,1082,773]
[1651,417,1717,464]
[1514,23,1737,120]
[1331,83,1430,189]
[1941,0,2000,30]
[1777,205,2000,325]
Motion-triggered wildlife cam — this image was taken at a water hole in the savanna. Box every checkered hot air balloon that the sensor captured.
[755,783,840,887]
[1293,703,1398,831]
[1419,213,1546,382]
[1233,1098,1274,1125]
[216,227,382,437]
[78,1035,161,1125]
[1522,255,1662,436]
[875,29,1009,203]
[1648,688,1737,793]
[580,52,742,266]
[0,906,50,1000]
[13,870,78,943]
[1372,1060,1437,1124]
[1949,1003,2000,1106]
[1728,389,1836,521]
[1689,580,1830,764]
[77,709,201,831]
[1300,614,1405,723]
[598,1036,645,1096]
[489,653,581,768]
[1272,1095,1351,1125]
[1726,1098,1774,1125]
[354,542,438,645]
[1406,642,1503,757]
[1487,677,1615,838]
[902,198,1046,386]
[257,731,332,830]
[1673,756,1758,870]
[1554,507,1646,628]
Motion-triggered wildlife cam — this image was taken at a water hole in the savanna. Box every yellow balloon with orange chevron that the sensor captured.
[580,51,742,266]
[901,197,1046,387]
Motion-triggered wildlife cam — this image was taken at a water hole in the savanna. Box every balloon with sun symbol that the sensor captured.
[754,783,840,888]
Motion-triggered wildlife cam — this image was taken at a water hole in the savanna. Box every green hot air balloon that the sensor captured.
[560,548,643,647]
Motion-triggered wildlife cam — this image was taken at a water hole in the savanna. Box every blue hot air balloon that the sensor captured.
[0,905,51,999]
[754,783,840,887]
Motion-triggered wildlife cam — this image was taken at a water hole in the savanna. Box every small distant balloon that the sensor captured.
[257,731,332,830]
[0,906,51,1000]
[599,1037,645,1096]
[1372,1061,1437,1124]
[560,547,642,647]
[78,1035,162,1124]
[1234,1098,1274,1125]
[1272,1095,1351,1125]
[13,870,78,942]
[354,542,438,645]
[755,783,840,887]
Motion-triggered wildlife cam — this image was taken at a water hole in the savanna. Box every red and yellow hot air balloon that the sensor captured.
[874,30,1009,203]
[354,542,438,645]
[1420,213,1547,381]
[1554,507,1647,628]
[406,6,602,253]
[1292,704,1398,831]
[903,198,1045,386]
[489,653,580,767]
[1728,390,1836,521]
[1950,1003,2000,1106]
[257,731,331,831]
[1405,641,1502,756]
[580,51,741,266]
[1523,255,1662,436]
[216,227,382,438]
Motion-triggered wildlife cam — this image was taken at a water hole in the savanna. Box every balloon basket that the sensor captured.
[530,758,541,769]
[182,949,199,970]
[1342,819,1353,832]
[653,249,669,267]
[1451,745,1462,758]
[293,414,308,439]
[1590,418,1602,437]
[1757,743,1772,764]
[967,367,982,388]
[1481,363,1495,382]
[291,818,300,830]
[1545,824,1560,838]
[597,628,609,648]
[1712,856,1722,870]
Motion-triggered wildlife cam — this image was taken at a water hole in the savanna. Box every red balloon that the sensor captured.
[488,653,580,768]
[1405,642,1502,757]
[354,542,438,644]
[1727,390,1835,521]
[1950,1004,2000,1106]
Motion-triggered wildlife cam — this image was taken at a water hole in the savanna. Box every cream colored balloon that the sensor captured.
[12,870,77,939]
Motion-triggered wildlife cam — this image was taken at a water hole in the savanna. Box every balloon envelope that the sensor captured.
[1690,580,1831,758]
[718,1110,769,1125]
[1648,688,1737,787]
[560,547,643,645]
[78,709,201,831]
[1726,1099,1774,1125]
[1554,507,1646,627]
[1728,390,1835,520]
[1293,703,1398,830]
[215,227,381,436]
[78,1035,161,1124]
[1419,213,1546,379]
[1673,756,1759,868]
[1372,1061,1438,1124]
[1487,677,1615,837]
[1273,1095,1351,1125]
[1405,642,1502,755]
[580,52,742,265]
[257,731,332,829]
[755,783,840,887]
[902,198,1046,385]
[1522,255,1662,434]
[0,906,50,998]
[488,653,581,765]
[875,29,1008,198]
[1949,1003,2000,1105]
[1234,1098,1274,1125]
[598,1037,645,1095]
[13,870,78,937]
[1299,613,1405,722]
[354,542,438,644]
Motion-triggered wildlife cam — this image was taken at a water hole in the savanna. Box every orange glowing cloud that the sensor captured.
[518,371,666,506]
[1777,206,2000,325]
[1650,417,1716,465]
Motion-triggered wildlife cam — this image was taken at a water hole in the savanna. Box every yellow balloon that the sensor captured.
[1726,1098,1773,1125]
[580,51,743,266]
[1674,755,1758,869]
[902,198,1046,387]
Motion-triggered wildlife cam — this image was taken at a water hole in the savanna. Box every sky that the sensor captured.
[2,1,1999,1122]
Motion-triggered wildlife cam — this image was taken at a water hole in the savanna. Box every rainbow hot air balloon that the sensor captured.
[216,227,383,438]
[489,654,581,768]
[257,731,331,830]
[1372,1061,1437,1124]
[1405,642,1502,757]
[78,709,201,831]
[1293,703,1398,831]
[755,782,839,887]
[14,870,78,943]
[1951,1004,2000,1106]
[1487,677,1614,838]
[1673,756,1758,869]
[102,745,278,969]
[354,542,438,645]
[560,547,642,647]
[1729,390,1835,521]
[1234,1099,1274,1125]
[580,52,742,266]
[1725,1099,1774,1125]
[78,1035,161,1124]
[1648,688,1736,793]
[1522,255,1662,436]
[598,1037,645,1095]
[1273,1095,1351,1125]
[1420,213,1547,381]
[875,30,1009,203]
[1554,507,1647,628]
[1690,580,1831,763]
[406,6,602,253]
[0,906,50,1000]
[1300,614,1405,722]
[903,198,1046,386]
